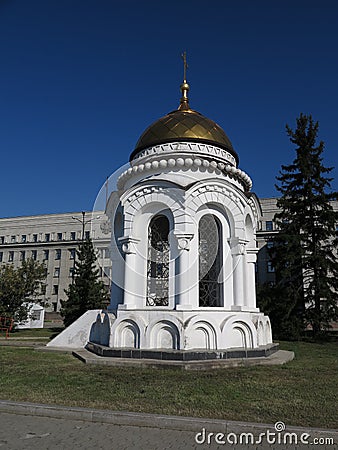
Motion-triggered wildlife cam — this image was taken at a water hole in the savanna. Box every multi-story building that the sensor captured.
[256,197,338,286]
[0,211,111,312]
[1,198,337,313]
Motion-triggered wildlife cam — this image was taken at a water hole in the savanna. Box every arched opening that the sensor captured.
[199,214,222,307]
[147,215,170,306]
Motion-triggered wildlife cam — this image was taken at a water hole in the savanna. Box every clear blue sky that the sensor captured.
[1,0,338,218]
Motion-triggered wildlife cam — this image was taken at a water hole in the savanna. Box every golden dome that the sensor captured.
[130,74,238,163]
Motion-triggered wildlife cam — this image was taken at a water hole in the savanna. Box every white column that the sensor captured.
[245,248,259,311]
[230,238,247,311]
[118,236,141,309]
[174,233,194,310]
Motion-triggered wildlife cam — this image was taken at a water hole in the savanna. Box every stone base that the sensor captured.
[86,341,279,361]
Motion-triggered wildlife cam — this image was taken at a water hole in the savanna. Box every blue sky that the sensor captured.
[1,0,338,217]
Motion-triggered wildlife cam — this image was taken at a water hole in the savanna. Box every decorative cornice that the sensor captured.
[118,236,140,254]
[132,142,237,166]
[174,232,194,251]
[117,155,252,192]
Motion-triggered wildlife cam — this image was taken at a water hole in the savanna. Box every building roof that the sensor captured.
[130,77,238,164]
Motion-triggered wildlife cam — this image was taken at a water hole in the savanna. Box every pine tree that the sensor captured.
[61,238,109,327]
[272,113,338,338]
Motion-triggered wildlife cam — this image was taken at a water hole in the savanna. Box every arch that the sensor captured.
[257,321,265,346]
[114,319,141,348]
[185,320,218,350]
[186,180,248,239]
[198,214,222,307]
[148,320,180,349]
[265,319,273,344]
[121,183,193,236]
[147,215,170,306]
[220,316,257,349]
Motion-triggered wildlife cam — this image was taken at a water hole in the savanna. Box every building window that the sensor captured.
[43,250,49,260]
[54,267,60,277]
[53,285,59,295]
[267,261,275,273]
[40,285,47,295]
[85,230,90,240]
[69,267,75,277]
[147,215,170,306]
[19,251,26,261]
[21,235,26,243]
[45,233,50,242]
[57,232,62,241]
[8,251,14,262]
[55,249,61,260]
[199,214,222,307]
[11,235,16,243]
[0,236,5,244]
[267,240,274,249]
[70,232,76,241]
[104,248,110,258]
[0,252,3,262]
[31,250,37,260]
[32,234,38,242]
[266,221,273,231]
[69,248,76,259]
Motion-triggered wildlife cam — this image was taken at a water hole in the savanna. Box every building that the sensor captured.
[47,68,276,353]
[2,199,337,317]
[256,198,338,287]
[0,211,111,313]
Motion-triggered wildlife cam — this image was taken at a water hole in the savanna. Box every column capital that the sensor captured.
[174,232,194,251]
[228,238,249,255]
[246,247,258,263]
[118,236,140,254]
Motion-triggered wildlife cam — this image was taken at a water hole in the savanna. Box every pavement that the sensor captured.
[0,401,336,450]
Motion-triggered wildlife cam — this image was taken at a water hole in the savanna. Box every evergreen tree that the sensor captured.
[61,238,109,327]
[270,114,338,338]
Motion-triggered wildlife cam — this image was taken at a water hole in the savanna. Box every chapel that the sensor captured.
[100,59,273,352]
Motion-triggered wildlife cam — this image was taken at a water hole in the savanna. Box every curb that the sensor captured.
[0,400,337,438]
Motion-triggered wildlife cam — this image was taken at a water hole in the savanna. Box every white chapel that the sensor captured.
[49,62,273,356]
[99,67,273,353]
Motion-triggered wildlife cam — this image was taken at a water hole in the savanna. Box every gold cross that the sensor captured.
[181,51,188,82]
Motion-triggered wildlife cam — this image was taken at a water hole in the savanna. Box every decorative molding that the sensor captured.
[117,154,252,192]
[100,219,111,235]
[132,142,237,166]
[118,236,140,254]
[229,238,249,256]
[174,232,194,251]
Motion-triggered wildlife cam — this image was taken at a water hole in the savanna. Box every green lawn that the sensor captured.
[6,327,63,339]
[0,341,337,429]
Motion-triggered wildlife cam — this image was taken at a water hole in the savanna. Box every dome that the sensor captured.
[130,80,238,164]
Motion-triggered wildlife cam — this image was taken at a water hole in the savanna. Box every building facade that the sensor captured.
[0,211,110,312]
[2,199,337,316]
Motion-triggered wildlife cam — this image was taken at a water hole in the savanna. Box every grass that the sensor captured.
[0,341,337,429]
[1,327,63,339]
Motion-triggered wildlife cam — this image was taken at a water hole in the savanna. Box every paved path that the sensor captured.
[0,401,336,450]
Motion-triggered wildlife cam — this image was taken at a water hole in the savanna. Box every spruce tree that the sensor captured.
[61,238,109,327]
[272,113,338,338]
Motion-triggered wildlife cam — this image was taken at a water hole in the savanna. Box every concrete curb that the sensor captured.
[0,400,336,439]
